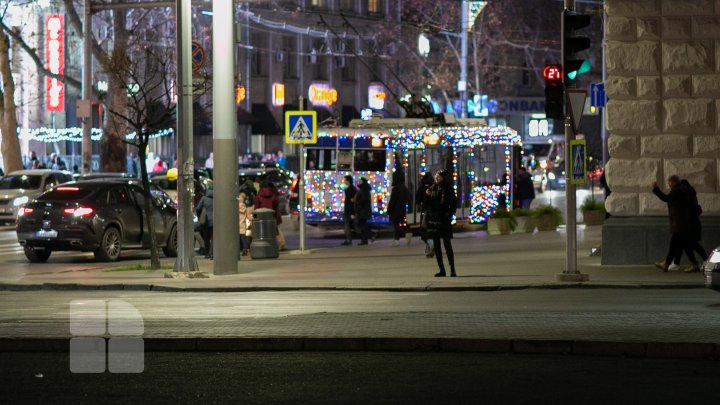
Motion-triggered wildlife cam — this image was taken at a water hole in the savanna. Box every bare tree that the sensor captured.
[102,23,177,270]
[0,23,20,173]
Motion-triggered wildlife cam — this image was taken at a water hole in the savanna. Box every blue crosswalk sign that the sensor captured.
[285,111,317,145]
[569,140,587,185]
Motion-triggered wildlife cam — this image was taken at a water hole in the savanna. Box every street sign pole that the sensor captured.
[285,102,317,253]
[557,0,589,282]
[298,97,306,253]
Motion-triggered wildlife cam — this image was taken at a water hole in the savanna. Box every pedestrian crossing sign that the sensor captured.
[285,111,317,145]
[569,139,587,185]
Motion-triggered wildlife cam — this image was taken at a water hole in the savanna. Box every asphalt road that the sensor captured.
[3,352,720,404]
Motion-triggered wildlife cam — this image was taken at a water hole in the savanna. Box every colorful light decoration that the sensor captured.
[308,125,520,224]
[19,127,174,143]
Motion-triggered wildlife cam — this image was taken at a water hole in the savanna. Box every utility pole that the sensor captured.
[172,0,198,274]
[459,0,468,118]
[244,2,251,154]
[213,0,239,274]
[81,0,92,173]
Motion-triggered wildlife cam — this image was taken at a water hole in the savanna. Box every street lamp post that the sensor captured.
[213,0,239,274]
[173,0,198,273]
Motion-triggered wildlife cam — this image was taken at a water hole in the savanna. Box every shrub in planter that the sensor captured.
[511,208,536,233]
[532,204,563,231]
[487,209,517,235]
[580,198,606,226]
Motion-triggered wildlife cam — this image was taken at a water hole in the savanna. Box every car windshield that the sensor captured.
[0,175,43,190]
[36,186,94,201]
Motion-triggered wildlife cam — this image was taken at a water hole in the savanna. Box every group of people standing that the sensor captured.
[653,175,707,273]
[341,169,458,277]
[194,177,286,259]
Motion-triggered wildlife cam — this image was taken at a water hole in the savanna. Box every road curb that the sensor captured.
[0,283,706,293]
[0,337,717,360]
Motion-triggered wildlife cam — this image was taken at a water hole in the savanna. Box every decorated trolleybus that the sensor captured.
[301,117,522,227]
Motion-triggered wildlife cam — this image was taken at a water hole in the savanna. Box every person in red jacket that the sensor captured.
[255,180,286,250]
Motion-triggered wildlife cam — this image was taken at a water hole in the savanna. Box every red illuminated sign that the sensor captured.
[46,14,65,112]
[543,65,562,81]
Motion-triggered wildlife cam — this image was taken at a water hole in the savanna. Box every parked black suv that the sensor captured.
[16,180,177,262]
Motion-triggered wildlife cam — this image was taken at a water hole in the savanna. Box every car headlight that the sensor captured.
[548,172,556,180]
[12,196,29,207]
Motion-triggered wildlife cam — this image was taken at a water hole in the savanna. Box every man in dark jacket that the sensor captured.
[387,171,410,246]
[354,177,372,245]
[675,179,708,272]
[515,167,535,209]
[652,175,691,272]
[195,186,214,259]
[341,175,357,246]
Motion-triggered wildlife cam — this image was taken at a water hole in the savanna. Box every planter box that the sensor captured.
[513,216,536,233]
[583,209,605,226]
[535,215,558,231]
[487,218,512,235]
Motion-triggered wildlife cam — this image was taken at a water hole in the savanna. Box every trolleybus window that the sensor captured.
[354,149,386,171]
[337,151,353,170]
[306,149,336,170]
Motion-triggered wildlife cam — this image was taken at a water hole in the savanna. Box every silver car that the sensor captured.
[704,247,720,292]
[0,169,74,223]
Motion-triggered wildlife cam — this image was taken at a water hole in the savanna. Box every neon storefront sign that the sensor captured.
[46,14,65,112]
[308,82,337,107]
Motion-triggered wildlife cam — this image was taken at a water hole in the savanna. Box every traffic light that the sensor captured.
[544,64,564,120]
[563,10,591,81]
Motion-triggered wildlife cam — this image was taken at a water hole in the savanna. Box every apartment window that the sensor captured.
[341,58,355,81]
[340,0,355,12]
[368,0,380,14]
[251,33,266,77]
[283,36,298,79]
[312,39,327,80]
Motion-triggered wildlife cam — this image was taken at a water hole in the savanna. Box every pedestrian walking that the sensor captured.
[341,175,357,246]
[423,169,457,277]
[203,152,214,179]
[238,192,252,257]
[387,171,410,246]
[652,175,693,272]
[514,166,535,209]
[675,179,708,272]
[255,181,286,251]
[416,172,435,258]
[195,185,214,259]
[354,177,373,245]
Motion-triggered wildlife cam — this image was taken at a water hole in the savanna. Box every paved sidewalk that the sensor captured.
[0,226,707,291]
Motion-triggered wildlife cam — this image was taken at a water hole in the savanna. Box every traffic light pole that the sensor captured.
[557,0,588,282]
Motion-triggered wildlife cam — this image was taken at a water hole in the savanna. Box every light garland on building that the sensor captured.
[18,127,174,143]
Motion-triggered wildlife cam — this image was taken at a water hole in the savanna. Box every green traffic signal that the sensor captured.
[562,10,592,81]
[566,60,591,80]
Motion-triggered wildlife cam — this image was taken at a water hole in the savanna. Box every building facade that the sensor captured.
[603,0,720,264]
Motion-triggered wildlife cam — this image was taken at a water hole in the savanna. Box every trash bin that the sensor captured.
[251,208,279,259]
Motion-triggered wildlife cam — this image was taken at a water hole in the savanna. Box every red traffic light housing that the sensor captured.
[544,64,565,120]
[543,65,563,82]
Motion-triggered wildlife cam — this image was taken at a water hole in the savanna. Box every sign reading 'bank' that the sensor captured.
[489,98,545,116]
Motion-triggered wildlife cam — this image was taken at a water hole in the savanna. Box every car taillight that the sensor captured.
[65,207,94,217]
[18,207,33,216]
